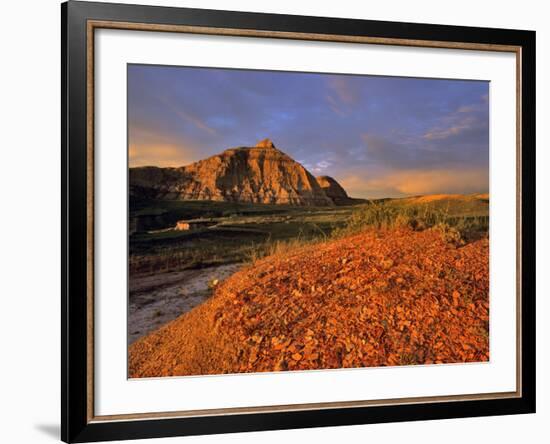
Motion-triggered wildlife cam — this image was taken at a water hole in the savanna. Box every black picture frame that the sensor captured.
[61,1,536,442]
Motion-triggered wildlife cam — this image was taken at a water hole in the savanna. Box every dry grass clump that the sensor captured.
[334,201,488,237]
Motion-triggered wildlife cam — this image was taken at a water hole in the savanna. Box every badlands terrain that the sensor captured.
[128,139,489,375]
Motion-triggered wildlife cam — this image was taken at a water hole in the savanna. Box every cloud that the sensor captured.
[381,168,488,195]
[362,133,411,166]
[423,101,488,143]
[326,94,347,117]
[129,143,197,168]
[356,97,488,175]
[423,115,478,141]
[423,124,469,141]
[312,160,333,173]
[178,110,217,135]
[327,76,358,104]
[338,167,488,199]
[157,96,217,135]
[325,76,363,116]
[361,133,442,170]
[128,126,200,167]
[457,105,476,113]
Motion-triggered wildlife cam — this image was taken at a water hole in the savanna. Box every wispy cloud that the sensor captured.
[128,126,199,167]
[325,76,363,117]
[129,142,197,167]
[339,167,488,198]
[312,160,333,174]
[423,101,488,142]
[423,123,471,141]
[326,94,347,117]
[327,76,358,104]
[157,96,217,135]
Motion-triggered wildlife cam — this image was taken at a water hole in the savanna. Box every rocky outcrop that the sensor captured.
[316,175,353,205]
[130,139,336,206]
[255,138,277,149]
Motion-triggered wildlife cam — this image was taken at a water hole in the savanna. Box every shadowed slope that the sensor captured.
[315,175,356,205]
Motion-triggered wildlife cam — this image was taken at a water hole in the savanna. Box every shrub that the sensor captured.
[335,201,487,240]
[431,223,464,245]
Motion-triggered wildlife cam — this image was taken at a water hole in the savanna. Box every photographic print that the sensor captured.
[63,5,535,440]
[127,65,490,378]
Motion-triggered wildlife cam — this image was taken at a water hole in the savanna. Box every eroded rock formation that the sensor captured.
[130,139,351,206]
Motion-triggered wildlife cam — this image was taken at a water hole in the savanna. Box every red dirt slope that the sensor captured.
[129,229,489,378]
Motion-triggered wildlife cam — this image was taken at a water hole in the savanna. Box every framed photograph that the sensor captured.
[62,1,536,442]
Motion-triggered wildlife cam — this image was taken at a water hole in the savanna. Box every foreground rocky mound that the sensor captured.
[129,229,489,377]
[130,139,335,206]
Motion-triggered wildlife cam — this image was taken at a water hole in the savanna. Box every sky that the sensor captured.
[128,64,489,199]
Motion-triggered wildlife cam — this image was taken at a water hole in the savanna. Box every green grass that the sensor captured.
[392,194,489,217]
[131,198,317,224]
[334,198,488,240]
[129,195,489,276]
[129,198,353,275]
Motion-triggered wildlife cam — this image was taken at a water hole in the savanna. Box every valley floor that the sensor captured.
[128,263,242,345]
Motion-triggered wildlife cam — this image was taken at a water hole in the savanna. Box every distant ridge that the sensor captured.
[130,139,353,206]
[402,193,489,203]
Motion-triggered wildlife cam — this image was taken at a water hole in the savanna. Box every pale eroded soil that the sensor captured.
[128,264,242,344]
